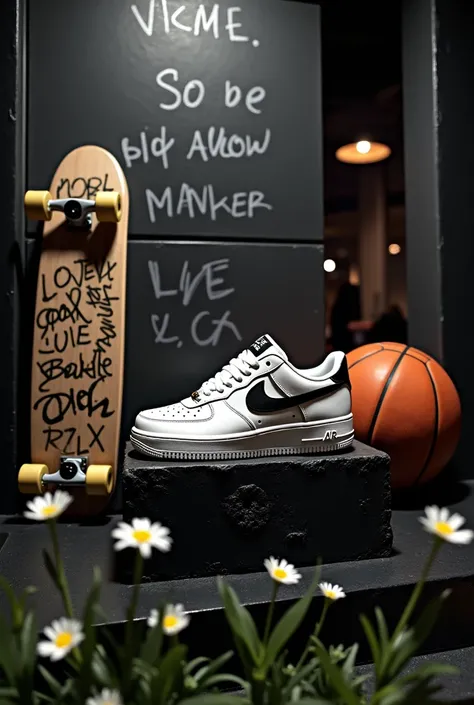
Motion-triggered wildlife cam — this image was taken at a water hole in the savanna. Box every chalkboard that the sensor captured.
[28,0,322,241]
[123,240,324,432]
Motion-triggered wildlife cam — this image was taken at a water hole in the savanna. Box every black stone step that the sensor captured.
[120,440,392,582]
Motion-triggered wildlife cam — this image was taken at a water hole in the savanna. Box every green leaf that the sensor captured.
[194,650,233,684]
[81,568,102,650]
[360,614,381,674]
[375,607,389,650]
[76,568,103,698]
[140,608,164,665]
[284,659,318,695]
[0,615,19,683]
[152,644,187,705]
[185,656,210,674]
[91,648,115,687]
[42,550,60,590]
[0,576,23,628]
[38,665,62,697]
[204,673,248,689]
[297,700,335,705]
[217,578,262,664]
[341,643,358,678]
[19,610,38,677]
[261,562,322,672]
[386,590,451,680]
[312,640,361,705]
[231,632,254,681]
[180,696,249,705]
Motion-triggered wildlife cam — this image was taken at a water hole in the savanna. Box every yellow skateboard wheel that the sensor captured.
[95,191,122,223]
[85,464,114,496]
[18,463,48,494]
[24,191,52,221]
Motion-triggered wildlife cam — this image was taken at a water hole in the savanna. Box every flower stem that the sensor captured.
[252,672,266,705]
[125,550,144,647]
[263,581,279,646]
[392,536,442,642]
[122,550,144,696]
[48,519,74,619]
[296,597,330,671]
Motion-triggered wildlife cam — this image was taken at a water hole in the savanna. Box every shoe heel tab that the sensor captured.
[331,354,351,391]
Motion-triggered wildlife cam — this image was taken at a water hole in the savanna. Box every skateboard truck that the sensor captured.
[42,455,89,486]
[18,457,114,497]
[24,190,122,226]
[48,198,97,228]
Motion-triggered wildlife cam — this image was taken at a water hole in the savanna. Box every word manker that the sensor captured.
[146,183,272,222]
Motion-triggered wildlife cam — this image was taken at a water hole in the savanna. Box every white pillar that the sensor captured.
[358,163,388,320]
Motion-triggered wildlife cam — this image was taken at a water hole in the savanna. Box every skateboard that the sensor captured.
[19,145,129,516]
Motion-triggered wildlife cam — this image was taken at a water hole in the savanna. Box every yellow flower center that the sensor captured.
[42,505,58,517]
[163,615,178,629]
[132,529,152,543]
[274,568,287,579]
[326,590,336,600]
[54,631,73,648]
[435,521,454,536]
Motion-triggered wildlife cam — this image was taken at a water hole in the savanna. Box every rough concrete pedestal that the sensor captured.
[118,440,392,582]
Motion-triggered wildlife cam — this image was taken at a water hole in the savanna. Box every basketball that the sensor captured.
[346,343,461,489]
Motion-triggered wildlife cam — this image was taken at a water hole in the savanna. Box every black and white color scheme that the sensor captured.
[130,335,354,460]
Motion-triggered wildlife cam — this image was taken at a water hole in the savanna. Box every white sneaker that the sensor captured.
[130,334,354,461]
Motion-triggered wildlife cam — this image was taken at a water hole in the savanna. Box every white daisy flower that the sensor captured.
[319,582,346,601]
[24,490,73,521]
[264,557,302,585]
[86,688,123,705]
[37,617,84,661]
[419,506,474,544]
[111,518,172,558]
[147,608,159,628]
[162,604,190,635]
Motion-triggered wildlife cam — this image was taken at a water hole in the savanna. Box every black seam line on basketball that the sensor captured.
[246,380,346,414]
[413,363,439,486]
[366,345,410,446]
[382,347,430,362]
[347,346,384,370]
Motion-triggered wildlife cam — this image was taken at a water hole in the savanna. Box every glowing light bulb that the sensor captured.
[356,140,371,154]
[388,243,401,255]
[323,259,336,273]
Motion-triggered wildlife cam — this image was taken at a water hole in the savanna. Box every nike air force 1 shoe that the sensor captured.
[130,334,354,460]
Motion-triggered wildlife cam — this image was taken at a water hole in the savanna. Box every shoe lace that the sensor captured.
[198,349,260,396]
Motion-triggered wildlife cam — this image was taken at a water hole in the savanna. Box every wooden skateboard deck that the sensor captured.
[19,145,129,516]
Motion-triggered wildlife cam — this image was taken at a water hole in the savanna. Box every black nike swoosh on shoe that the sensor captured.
[246,380,346,414]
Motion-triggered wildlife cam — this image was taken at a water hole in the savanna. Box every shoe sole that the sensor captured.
[130,414,354,461]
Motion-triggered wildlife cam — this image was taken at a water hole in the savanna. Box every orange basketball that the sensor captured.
[347,343,461,489]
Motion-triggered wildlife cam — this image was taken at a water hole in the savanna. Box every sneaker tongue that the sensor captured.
[249,334,288,360]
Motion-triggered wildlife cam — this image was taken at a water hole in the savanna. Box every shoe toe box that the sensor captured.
[134,402,212,433]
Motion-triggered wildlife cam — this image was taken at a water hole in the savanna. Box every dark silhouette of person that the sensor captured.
[367,304,408,344]
[330,282,361,352]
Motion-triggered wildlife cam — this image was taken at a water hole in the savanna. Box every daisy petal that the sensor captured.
[439,507,449,522]
[37,641,55,657]
[447,529,474,544]
[140,542,152,559]
[449,513,465,531]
